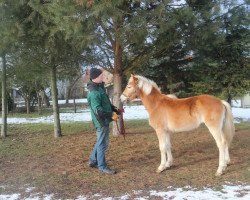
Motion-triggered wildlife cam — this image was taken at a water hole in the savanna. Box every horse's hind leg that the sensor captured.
[207,127,227,176]
[156,129,173,173]
[165,133,173,168]
[217,139,227,176]
[225,144,230,165]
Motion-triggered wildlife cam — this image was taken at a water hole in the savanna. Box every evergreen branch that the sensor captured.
[98,34,113,49]
[166,3,187,8]
[107,19,113,27]
[192,3,247,34]
[167,56,193,66]
[99,21,115,49]
[82,53,109,70]
[211,3,246,22]
[97,44,113,69]
[68,74,83,91]
[123,46,153,74]
[22,50,51,69]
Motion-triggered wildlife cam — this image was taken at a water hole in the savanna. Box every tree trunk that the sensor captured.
[37,91,42,114]
[226,90,232,106]
[227,96,232,106]
[66,76,81,104]
[65,79,71,104]
[44,91,50,107]
[11,89,16,112]
[1,54,7,138]
[26,96,30,114]
[65,86,71,105]
[73,96,76,113]
[112,41,124,136]
[50,65,62,138]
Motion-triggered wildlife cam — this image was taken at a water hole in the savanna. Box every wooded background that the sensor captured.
[0,0,249,137]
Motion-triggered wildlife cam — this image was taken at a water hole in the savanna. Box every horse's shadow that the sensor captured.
[125,139,219,171]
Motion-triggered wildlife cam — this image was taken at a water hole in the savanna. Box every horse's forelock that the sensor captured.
[134,75,161,95]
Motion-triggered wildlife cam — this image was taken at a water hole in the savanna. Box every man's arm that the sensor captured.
[90,93,112,120]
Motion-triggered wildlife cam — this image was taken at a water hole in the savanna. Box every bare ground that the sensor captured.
[0,124,249,199]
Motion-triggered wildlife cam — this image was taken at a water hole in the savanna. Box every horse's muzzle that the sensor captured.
[120,94,128,103]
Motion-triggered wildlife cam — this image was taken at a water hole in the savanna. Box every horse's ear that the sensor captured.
[131,74,138,83]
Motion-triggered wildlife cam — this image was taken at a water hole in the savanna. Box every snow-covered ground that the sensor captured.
[0,100,249,199]
[3,104,250,124]
[0,184,249,200]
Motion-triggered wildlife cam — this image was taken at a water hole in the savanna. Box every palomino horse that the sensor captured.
[120,75,235,176]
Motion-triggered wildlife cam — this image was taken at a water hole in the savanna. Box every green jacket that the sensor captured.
[87,81,113,128]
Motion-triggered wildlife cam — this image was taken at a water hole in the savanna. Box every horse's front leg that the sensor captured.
[156,129,173,173]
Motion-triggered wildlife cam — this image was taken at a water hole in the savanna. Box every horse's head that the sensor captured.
[120,74,139,103]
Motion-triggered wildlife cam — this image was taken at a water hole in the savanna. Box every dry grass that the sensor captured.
[0,121,249,199]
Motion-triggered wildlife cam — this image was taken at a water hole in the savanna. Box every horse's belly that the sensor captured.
[167,117,201,132]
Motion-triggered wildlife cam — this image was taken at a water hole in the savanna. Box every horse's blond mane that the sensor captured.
[134,75,161,95]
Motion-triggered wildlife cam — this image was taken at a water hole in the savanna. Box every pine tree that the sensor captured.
[0,0,20,137]
[13,0,85,137]
[190,2,250,103]
[53,0,170,136]
[135,2,197,96]
[9,47,49,114]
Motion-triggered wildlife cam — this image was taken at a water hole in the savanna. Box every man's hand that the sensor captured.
[112,105,121,115]
[112,112,119,121]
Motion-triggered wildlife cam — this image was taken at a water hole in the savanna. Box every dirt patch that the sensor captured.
[0,125,249,199]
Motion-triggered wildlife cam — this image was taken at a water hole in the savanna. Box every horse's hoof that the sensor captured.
[166,160,173,168]
[222,166,227,172]
[225,161,231,166]
[156,168,163,173]
[156,163,172,173]
[156,169,163,174]
[215,171,223,176]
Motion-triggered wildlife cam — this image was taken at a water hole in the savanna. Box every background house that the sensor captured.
[241,93,250,108]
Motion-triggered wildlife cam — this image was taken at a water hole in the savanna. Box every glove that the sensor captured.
[115,109,121,115]
[112,105,121,115]
[112,112,119,121]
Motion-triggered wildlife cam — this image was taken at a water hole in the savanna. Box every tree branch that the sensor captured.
[123,46,153,74]
[99,21,115,49]
[97,45,114,69]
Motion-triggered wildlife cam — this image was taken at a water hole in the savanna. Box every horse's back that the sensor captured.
[177,94,225,121]
[152,94,225,132]
[164,94,223,112]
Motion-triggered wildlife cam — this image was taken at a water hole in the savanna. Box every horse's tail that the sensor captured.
[221,100,235,146]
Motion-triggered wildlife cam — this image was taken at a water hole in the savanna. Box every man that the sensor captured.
[87,68,120,174]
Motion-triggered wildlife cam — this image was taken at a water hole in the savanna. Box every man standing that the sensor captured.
[87,68,119,174]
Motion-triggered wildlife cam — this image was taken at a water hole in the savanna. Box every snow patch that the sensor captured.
[1,184,249,200]
[2,105,249,124]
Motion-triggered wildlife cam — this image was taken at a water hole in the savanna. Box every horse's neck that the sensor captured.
[139,87,162,112]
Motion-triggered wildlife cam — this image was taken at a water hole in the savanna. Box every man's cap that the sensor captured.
[90,68,102,80]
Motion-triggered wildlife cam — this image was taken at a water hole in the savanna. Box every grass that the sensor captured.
[235,122,250,130]
[0,120,249,199]
[7,104,88,118]
[8,109,53,118]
